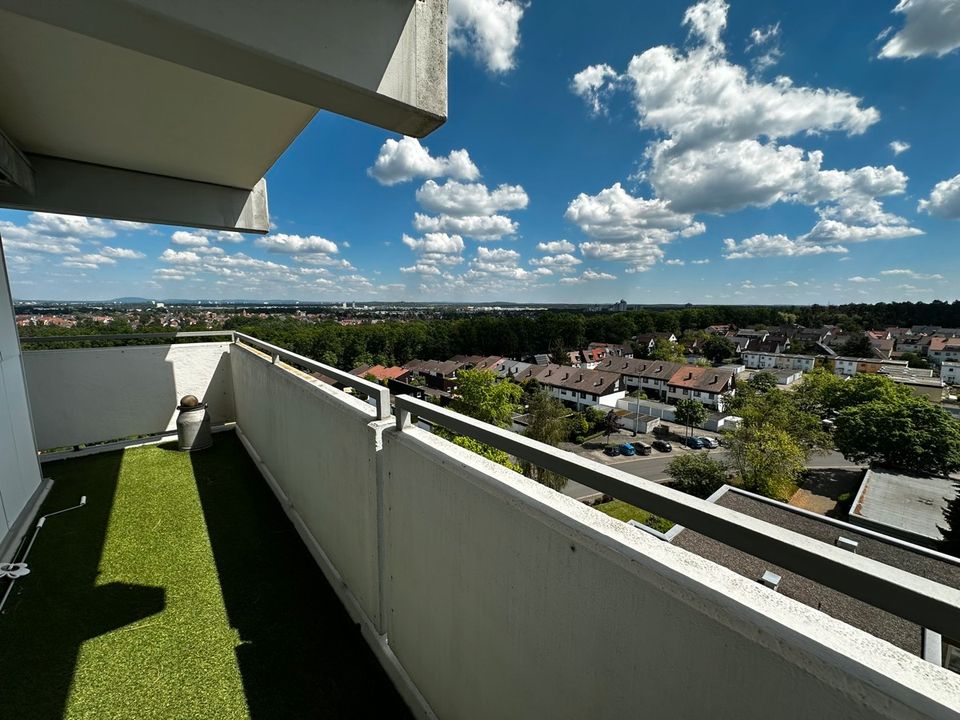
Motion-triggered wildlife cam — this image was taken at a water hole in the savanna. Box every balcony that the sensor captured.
[2,333,960,719]
[0,433,408,719]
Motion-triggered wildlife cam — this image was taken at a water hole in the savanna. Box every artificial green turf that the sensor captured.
[0,433,409,719]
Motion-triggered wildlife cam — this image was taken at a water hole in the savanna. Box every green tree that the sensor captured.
[839,334,873,358]
[900,351,931,370]
[449,435,522,474]
[451,369,522,428]
[674,398,708,439]
[649,338,685,363]
[549,339,568,366]
[522,390,572,491]
[601,409,620,444]
[703,336,735,364]
[834,396,960,476]
[940,481,960,557]
[725,424,806,500]
[667,454,727,498]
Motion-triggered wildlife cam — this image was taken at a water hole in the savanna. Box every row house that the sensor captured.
[596,357,683,401]
[402,359,467,393]
[928,337,960,366]
[566,347,606,369]
[530,364,626,410]
[587,341,634,359]
[666,367,737,411]
[741,351,817,372]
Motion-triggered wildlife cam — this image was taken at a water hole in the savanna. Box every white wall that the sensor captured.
[230,344,385,629]
[23,342,234,449]
[380,428,960,719]
[0,244,43,546]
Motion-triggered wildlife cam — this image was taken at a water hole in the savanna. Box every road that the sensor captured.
[561,446,861,501]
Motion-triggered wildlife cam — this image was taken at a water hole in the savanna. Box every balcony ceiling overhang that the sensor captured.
[0,0,447,233]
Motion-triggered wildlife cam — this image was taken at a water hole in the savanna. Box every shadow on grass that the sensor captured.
[0,450,165,720]
[189,433,411,719]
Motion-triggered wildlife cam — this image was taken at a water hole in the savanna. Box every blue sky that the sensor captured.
[3,0,960,304]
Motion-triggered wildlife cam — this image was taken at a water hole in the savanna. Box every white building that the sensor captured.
[833,357,909,377]
[942,361,960,386]
[741,351,816,372]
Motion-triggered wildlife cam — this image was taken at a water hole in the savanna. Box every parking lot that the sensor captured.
[558,428,860,501]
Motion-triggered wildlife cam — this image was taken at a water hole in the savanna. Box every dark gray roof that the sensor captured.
[671,487,960,656]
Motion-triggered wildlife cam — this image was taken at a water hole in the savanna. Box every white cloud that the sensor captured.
[27,213,117,239]
[918,172,960,219]
[564,183,704,272]
[722,234,849,259]
[254,234,339,255]
[449,0,526,73]
[160,249,203,264]
[368,137,480,186]
[848,276,879,283]
[559,269,618,285]
[565,183,703,239]
[571,64,620,114]
[683,0,728,49]
[890,140,911,155]
[412,212,517,240]
[171,231,210,247]
[571,2,919,262]
[61,253,118,269]
[401,263,443,276]
[99,246,145,259]
[784,280,799,287]
[416,180,528,216]
[536,240,575,253]
[879,0,960,59]
[402,233,465,255]
[469,246,531,279]
[746,22,782,72]
[880,268,945,280]
[528,253,582,273]
[665,259,685,266]
[691,258,710,264]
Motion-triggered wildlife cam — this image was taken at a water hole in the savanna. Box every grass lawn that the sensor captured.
[593,500,674,532]
[0,433,408,720]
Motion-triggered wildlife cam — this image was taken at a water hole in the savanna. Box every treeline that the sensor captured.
[17,300,960,371]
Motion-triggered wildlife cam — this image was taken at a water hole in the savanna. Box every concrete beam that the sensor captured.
[0,155,269,233]
[1,0,447,138]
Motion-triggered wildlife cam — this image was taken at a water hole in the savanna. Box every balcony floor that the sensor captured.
[0,433,410,719]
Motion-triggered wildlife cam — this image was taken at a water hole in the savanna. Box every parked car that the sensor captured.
[619,443,637,456]
[603,445,621,457]
[684,436,704,449]
[633,441,653,456]
[652,440,672,452]
[697,436,719,449]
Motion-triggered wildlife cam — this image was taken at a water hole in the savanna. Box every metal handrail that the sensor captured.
[19,330,236,343]
[393,393,960,639]
[233,332,391,421]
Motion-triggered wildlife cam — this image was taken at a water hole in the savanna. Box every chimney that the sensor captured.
[578,373,583,382]
[686,371,693,380]
[712,374,718,384]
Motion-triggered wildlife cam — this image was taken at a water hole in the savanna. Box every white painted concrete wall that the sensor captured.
[23,342,234,449]
[0,244,42,543]
[380,428,960,719]
[230,344,384,629]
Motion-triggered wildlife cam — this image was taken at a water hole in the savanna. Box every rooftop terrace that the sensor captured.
[0,433,408,719]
